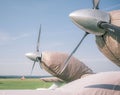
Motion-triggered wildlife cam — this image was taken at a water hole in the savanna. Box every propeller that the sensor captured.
[36,25,41,52]
[59,32,89,74]
[61,0,108,74]
[98,21,120,32]
[30,61,36,75]
[25,25,42,75]
[59,0,102,74]
[93,0,100,9]
[59,0,101,74]
[68,0,120,73]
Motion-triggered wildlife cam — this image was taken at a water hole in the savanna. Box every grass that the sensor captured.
[0,78,53,89]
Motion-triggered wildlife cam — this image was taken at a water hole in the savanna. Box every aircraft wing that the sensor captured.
[40,77,63,82]
[58,71,120,95]
[38,77,64,90]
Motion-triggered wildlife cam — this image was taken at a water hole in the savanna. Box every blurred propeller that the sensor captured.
[30,61,36,75]
[36,25,41,52]
[60,32,89,74]
[93,0,100,9]
[25,25,42,75]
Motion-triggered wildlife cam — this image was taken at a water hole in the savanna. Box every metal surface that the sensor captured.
[69,9,110,35]
[98,21,120,32]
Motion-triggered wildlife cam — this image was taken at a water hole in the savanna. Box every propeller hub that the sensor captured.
[25,52,40,62]
[69,9,110,35]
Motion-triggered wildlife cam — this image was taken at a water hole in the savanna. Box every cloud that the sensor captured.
[0,32,29,42]
[0,32,31,46]
[11,33,29,40]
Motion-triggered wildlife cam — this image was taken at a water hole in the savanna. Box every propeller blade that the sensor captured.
[93,0,100,9]
[30,61,36,75]
[37,57,43,69]
[36,24,42,52]
[98,21,120,32]
[59,32,89,74]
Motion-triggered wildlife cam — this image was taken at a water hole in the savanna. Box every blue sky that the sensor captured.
[0,0,120,76]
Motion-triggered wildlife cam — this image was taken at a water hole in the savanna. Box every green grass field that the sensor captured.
[0,78,53,89]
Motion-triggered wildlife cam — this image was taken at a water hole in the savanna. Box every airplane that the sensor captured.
[1,0,120,94]
[26,0,120,90]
